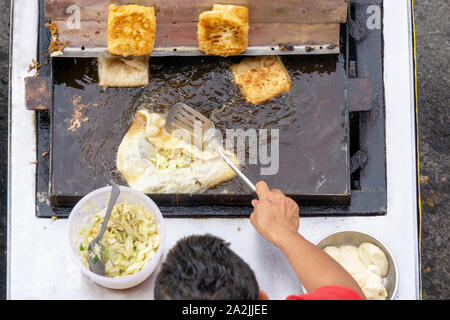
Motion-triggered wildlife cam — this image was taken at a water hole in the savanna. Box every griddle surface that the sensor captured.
[50,55,349,206]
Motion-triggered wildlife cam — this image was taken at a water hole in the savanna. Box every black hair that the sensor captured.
[154,234,259,300]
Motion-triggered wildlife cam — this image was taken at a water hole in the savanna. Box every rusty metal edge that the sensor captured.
[56,44,341,58]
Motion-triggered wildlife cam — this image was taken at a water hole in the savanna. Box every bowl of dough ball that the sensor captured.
[313,231,398,300]
[67,186,164,289]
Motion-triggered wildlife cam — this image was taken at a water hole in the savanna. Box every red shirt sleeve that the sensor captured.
[286,286,362,300]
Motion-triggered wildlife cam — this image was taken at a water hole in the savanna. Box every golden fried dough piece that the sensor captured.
[107,4,156,57]
[198,4,249,57]
[98,56,149,87]
[231,55,292,104]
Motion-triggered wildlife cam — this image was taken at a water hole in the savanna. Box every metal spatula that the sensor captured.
[165,102,256,192]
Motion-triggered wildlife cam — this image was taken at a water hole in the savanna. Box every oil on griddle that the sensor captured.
[51,55,349,206]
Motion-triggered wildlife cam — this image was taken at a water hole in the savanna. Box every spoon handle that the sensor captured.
[98,185,121,240]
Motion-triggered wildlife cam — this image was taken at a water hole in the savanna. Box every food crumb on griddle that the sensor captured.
[67,96,90,132]
[28,58,41,77]
[278,43,294,51]
[45,21,58,35]
[45,21,66,54]
[326,43,339,50]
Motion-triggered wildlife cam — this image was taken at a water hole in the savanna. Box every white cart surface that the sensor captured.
[7,0,420,299]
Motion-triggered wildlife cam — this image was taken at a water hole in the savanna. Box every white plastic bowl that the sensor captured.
[67,186,165,289]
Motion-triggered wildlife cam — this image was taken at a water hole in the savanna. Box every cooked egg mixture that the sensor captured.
[117,109,239,193]
[324,243,390,300]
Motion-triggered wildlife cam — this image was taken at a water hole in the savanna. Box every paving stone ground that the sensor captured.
[0,0,10,301]
[414,0,450,300]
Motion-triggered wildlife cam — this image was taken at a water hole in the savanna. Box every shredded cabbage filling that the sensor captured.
[78,202,160,278]
[149,149,193,169]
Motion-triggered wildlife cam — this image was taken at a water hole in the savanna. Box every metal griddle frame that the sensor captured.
[34,0,386,218]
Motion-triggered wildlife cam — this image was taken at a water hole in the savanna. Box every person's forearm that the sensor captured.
[276,232,366,299]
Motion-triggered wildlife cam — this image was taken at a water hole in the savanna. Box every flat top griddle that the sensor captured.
[33,0,387,218]
[50,55,349,206]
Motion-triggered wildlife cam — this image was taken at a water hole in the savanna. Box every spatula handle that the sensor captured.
[214,144,256,193]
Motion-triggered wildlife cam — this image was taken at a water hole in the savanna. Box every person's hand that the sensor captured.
[250,181,300,247]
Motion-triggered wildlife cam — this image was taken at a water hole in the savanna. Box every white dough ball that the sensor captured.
[367,264,382,276]
[361,273,388,300]
[352,269,374,288]
[339,245,366,276]
[358,242,389,277]
[323,246,341,262]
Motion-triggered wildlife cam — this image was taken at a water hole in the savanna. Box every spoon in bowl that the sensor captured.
[87,185,121,275]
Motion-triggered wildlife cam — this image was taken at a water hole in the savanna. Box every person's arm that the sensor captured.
[250,181,365,299]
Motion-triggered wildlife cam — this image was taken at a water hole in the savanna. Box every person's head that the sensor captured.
[154,234,260,300]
